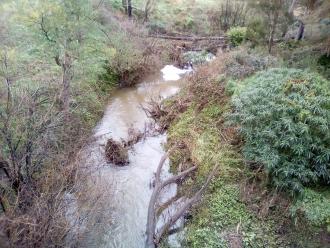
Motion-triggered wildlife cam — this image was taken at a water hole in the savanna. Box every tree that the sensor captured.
[0,48,63,190]
[122,0,133,18]
[127,0,132,18]
[144,0,155,22]
[249,0,293,53]
[0,1,107,246]
[18,0,106,115]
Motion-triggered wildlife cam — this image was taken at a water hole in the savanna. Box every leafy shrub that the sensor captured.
[290,188,330,229]
[231,68,330,195]
[281,46,330,80]
[185,227,228,248]
[246,18,267,46]
[227,27,247,47]
[147,20,167,34]
[183,50,214,65]
[224,49,278,79]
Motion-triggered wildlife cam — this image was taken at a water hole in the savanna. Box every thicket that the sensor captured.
[0,0,141,246]
[227,27,247,47]
[231,68,330,195]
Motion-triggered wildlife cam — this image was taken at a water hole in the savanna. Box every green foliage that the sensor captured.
[185,179,281,248]
[227,27,247,47]
[231,68,330,195]
[318,54,330,70]
[224,49,278,79]
[280,46,330,80]
[146,20,167,34]
[183,50,214,65]
[291,188,330,229]
[104,30,154,86]
[246,18,267,46]
[186,227,228,248]
[167,100,279,248]
[97,64,120,91]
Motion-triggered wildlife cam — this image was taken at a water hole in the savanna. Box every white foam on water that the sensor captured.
[161,65,192,81]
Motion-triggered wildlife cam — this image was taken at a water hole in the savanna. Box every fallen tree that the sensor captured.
[145,152,219,248]
[147,34,226,42]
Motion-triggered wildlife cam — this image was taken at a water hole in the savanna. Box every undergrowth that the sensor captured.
[161,49,330,247]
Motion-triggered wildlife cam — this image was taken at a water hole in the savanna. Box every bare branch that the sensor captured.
[155,164,219,244]
[40,15,56,43]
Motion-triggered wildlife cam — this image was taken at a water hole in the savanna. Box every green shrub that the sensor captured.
[290,188,330,229]
[227,27,247,47]
[231,68,330,195]
[246,18,268,46]
[224,49,278,79]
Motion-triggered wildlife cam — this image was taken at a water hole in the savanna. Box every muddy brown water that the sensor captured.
[80,65,192,248]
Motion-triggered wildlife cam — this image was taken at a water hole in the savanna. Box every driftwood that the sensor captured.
[104,127,147,166]
[105,139,129,166]
[145,152,219,248]
[148,35,226,42]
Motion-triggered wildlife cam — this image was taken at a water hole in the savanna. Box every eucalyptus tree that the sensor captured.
[249,0,294,53]
[16,0,107,114]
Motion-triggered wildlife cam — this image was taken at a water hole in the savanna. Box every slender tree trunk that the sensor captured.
[295,21,304,41]
[25,113,33,182]
[288,0,297,14]
[62,66,71,114]
[127,0,132,18]
[57,51,73,115]
[268,10,279,53]
[144,0,151,22]
[122,0,127,13]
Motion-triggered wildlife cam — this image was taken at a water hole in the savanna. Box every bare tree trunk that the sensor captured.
[55,51,73,115]
[268,10,279,53]
[144,0,152,22]
[295,20,304,41]
[146,151,219,247]
[127,0,132,18]
[62,64,71,114]
[288,0,297,14]
[122,0,127,13]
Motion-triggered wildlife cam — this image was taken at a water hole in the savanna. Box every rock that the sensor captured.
[285,20,305,40]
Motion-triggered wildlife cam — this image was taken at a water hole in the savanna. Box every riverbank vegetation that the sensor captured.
[0,0,329,247]
[141,0,330,247]
[0,0,168,246]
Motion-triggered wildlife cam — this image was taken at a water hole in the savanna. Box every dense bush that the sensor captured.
[224,49,278,79]
[231,68,330,195]
[227,27,247,47]
[246,18,267,46]
[290,188,330,229]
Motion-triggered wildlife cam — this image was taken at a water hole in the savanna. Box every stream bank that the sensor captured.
[155,49,330,248]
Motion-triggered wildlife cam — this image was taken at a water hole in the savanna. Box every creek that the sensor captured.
[82,65,192,248]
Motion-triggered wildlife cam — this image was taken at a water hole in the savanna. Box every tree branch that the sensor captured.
[154,164,219,245]
[40,15,56,43]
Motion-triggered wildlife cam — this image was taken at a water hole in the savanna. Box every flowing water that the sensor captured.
[82,65,192,248]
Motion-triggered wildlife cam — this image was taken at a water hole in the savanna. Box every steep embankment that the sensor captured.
[157,48,330,247]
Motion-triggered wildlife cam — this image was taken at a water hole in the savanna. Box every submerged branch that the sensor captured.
[145,149,219,247]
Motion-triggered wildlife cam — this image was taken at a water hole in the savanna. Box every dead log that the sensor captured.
[148,35,226,42]
[155,164,218,245]
[105,139,129,166]
[145,152,219,248]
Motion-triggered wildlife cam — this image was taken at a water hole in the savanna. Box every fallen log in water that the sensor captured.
[145,151,219,248]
